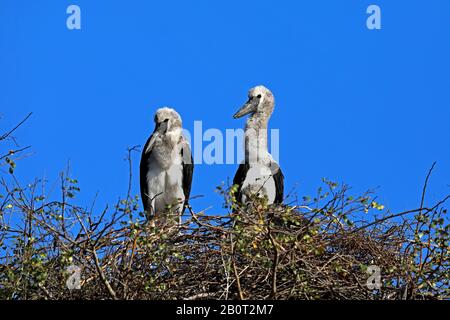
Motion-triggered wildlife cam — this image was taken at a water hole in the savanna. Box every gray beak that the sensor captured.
[156,119,169,134]
[145,119,169,154]
[233,97,259,119]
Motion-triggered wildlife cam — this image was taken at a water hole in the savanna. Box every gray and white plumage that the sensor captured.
[232,85,284,205]
[140,107,193,225]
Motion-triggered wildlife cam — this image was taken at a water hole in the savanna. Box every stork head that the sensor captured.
[154,107,182,133]
[233,85,275,119]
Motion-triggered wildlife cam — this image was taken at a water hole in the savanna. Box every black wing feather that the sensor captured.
[273,167,284,204]
[139,133,155,214]
[232,163,250,204]
[181,143,194,212]
[233,163,284,204]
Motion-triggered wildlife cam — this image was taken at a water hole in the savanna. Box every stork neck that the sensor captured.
[244,113,270,165]
[164,127,182,150]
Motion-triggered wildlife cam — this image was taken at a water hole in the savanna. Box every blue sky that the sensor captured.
[1,0,449,216]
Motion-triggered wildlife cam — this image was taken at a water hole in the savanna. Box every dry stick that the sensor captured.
[220,251,232,300]
[92,248,118,300]
[0,112,33,141]
[350,196,450,235]
[127,234,140,270]
[188,205,225,232]
[419,162,437,215]
[185,292,216,300]
[418,162,436,268]
[0,145,31,161]
[231,246,244,300]
[266,211,281,299]
[72,208,114,299]
[267,231,279,299]
[60,169,68,238]
[125,146,139,215]
[38,283,53,300]
[120,146,139,298]
[229,223,244,300]
[410,162,437,298]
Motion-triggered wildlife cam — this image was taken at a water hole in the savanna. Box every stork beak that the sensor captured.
[156,119,169,134]
[233,97,259,119]
[145,119,169,155]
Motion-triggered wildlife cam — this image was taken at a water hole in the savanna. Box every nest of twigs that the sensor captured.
[1,175,449,300]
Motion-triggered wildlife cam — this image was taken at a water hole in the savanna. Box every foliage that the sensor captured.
[0,173,449,299]
[1,114,449,300]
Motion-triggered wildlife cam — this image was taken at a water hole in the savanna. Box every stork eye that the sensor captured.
[257,94,262,98]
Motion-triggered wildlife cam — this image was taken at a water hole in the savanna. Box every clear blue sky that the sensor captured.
[1,0,449,215]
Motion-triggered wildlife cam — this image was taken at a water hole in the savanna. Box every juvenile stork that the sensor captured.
[232,85,284,205]
[140,107,193,226]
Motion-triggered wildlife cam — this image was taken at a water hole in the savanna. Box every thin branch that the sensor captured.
[92,248,118,300]
[0,112,33,141]
[0,146,32,161]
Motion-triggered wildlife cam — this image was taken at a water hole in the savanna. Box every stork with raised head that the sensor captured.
[232,85,284,205]
[140,107,193,226]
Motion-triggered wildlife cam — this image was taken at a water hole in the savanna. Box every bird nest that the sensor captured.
[1,178,449,300]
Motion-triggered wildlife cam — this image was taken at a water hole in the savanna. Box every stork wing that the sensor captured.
[233,162,284,204]
[273,166,284,204]
[232,162,250,204]
[139,130,160,213]
[180,138,194,211]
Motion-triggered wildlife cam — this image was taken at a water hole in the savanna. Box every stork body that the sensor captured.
[140,108,193,226]
[233,86,284,205]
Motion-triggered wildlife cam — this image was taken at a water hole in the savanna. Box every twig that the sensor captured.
[92,248,118,300]
[185,293,216,300]
[267,231,279,299]
[0,146,32,161]
[0,112,33,141]
[230,229,244,300]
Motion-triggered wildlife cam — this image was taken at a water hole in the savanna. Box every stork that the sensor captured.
[140,107,193,226]
[232,85,284,205]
